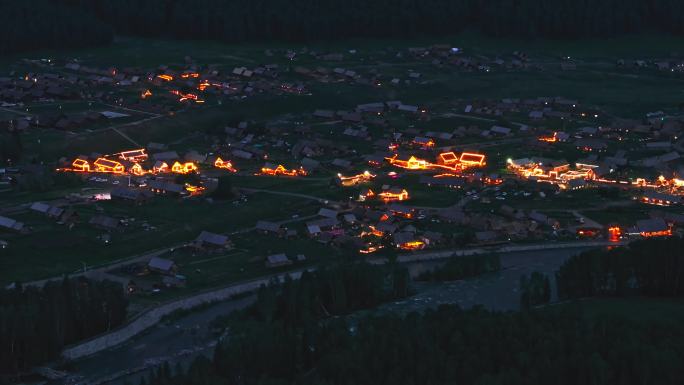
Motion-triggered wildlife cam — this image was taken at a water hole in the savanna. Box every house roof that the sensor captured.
[393,231,416,244]
[30,202,51,213]
[306,217,339,228]
[256,220,281,232]
[89,215,119,229]
[152,151,180,161]
[267,253,290,264]
[148,257,175,272]
[111,187,152,200]
[148,180,185,193]
[636,218,669,233]
[317,208,339,219]
[196,231,229,246]
[0,216,24,231]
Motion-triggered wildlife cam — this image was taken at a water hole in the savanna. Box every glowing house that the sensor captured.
[393,232,425,250]
[171,162,198,174]
[71,158,90,172]
[641,191,681,206]
[633,218,672,238]
[335,171,376,187]
[437,152,459,166]
[93,158,125,174]
[608,226,622,242]
[214,157,237,172]
[259,164,307,177]
[388,152,486,173]
[130,163,147,176]
[119,149,148,162]
[153,161,169,174]
[386,155,432,170]
[459,152,486,167]
[378,188,409,202]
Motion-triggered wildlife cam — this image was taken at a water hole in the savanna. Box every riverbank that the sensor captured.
[60,241,614,363]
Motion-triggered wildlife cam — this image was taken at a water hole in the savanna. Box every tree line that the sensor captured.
[416,253,500,282]
[556,236,684,299]
[144,303,684,385]
[6,0,684,54]
[0,277,128,375]
[53,0,684,41]
[0,0,112,55]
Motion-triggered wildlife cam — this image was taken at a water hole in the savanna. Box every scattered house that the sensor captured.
[256,220,281,234]
[317,208,339,219]
[474,231,501,244]
[194,231,231,249]
[89,215,120,231]
[641,190,681,206]
[30,202,64,218]
[111,188,153,204]
[148,257,178,275]
[490,125,512,135]
[0,216,25,232]
[633,218,672,237]
[152,151,180,161]
[266,253,292,268]
[148,180,185,195]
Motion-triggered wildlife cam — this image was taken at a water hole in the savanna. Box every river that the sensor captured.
[60,246,597,385]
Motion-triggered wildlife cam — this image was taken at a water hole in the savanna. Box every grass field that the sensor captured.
[0,193,321,284]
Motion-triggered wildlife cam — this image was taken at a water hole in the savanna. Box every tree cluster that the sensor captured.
[416,253,500,282]
[0,0,113,55]
[9,1,684,54]
[146,304,684,385]
[0,277,128,374]
[557,236,684,299]
[519,271,551,309]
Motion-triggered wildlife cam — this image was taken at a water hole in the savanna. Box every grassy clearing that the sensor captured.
[0,193,319,284]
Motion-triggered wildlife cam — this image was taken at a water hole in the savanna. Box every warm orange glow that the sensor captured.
[157,74,174,81]
[337,171,376,186]
[483,176,504,185]
[386,155,433,170]
[214,157,237,172]
[387,152,486,173]
[378,189,409,202]
[181,72,200,78]
[399,241,425,250]
[413,138,435,148]
[259,165,307,177]
[641,229,672,238]
[359,189,376,201]
[608,226,622,242]
[459,152,487,167]
[130,163,146,176]
[153,162,169,174]
[71,159,90,172]
[141,89,153,99]
[170,90,204,103]
[118,149,148,162]
[93,158,125,174]
[185,184,206,196]
[171,161,198,174]
[538,132,558,142]
[508,159,595,186]
[438,152,459,166]
[360,225,385,238]
[198,80,210,91]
